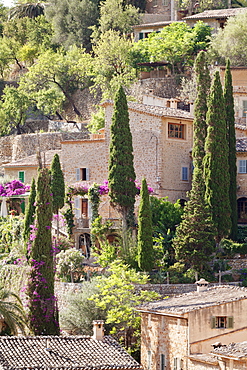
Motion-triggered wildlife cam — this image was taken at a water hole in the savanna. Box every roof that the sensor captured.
[136,286,247,316]
[184,7,247,20]
[3,150,62,168]
[0,336,142,370]
[236,137,247,152]
[102,101,193,120]
[212,341,247,359]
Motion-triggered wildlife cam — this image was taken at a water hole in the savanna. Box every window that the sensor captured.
[238,197,247,223]
[168,123,185,139]
[160,354,166,370]
[139,32,144,40]
[243,100,247,117]
[181,167,188,181]
[211,316,234,329]
[76,168,89,181]
[239,160,247,173]
[18,171,25,183]
[81,199,88,217]
[173,358,178,370]
[147,351,152,370]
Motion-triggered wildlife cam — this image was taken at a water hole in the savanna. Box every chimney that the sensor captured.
[93,320,104,340]
[195,278,209,293]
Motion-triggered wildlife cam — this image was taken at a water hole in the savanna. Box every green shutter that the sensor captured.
[227,316,234,328]
[18,171,25,183]
[139,32,144,40]
[211,317,216,328]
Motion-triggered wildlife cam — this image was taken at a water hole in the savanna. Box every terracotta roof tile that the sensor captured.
[136,285,247,315]
[0,336,142,370]
[184,7,247,20]
[212,341,247,359]
[236,138,247,152]
[3,150,62,168]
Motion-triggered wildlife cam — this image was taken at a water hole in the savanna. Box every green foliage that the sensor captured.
[177,0,228,12]
[219,238,247,257]
[19,46,93,117]
[108,86,137,230]
[237,225,247,243]
[50,154,65,214]
[23,178,36,242]
[209,12,247,66]
[90,260,160,352]
[56,249,85,282]
[87,106,105,133]
[134,21,211,73]
[0,86,31,135]
[137,179,154,272]
[27,167,60,335]
[63,190,75,236]
[45,0,99,51]
[173,52,215,271]
[60,279,108,335]
[88,184,101,222]
[224,60,237,240]
[0,286,27,335]
[92,30,137,100]
[0,216,24,254]
[92,0,140,38]
[204,71,231,242]
[8,3,45,19]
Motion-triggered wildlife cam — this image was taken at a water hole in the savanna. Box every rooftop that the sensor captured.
[102,101,193,120]
[136,286,247,315]
[184,7,247,20]
[0,336,142,370]
[212,341,247,359]
[3,150,62,168]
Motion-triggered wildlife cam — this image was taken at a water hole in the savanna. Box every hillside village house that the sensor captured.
[136,285,247,370]
[0,321,143,370]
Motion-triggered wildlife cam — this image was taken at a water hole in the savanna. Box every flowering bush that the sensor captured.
[0,180,30,197]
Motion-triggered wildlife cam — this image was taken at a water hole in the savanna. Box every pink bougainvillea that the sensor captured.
[0,179,30,197]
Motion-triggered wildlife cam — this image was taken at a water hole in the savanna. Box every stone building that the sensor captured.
[136,285,247,370]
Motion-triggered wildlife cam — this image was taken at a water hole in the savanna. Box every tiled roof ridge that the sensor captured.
[184,7,247,19]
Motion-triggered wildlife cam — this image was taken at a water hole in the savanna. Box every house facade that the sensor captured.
[137,285,247,370]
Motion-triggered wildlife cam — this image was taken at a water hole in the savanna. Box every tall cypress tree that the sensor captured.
[108,86,137,231]
[224,59,238,240]
[137,178,154,272]
[50,153,65,239]
[204,71,231,243]
[23,177,36,241]
[27,168,60,335]
[173,52,215,271]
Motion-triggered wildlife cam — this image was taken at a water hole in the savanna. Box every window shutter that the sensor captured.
[173,358,177,370]
[182,167,188,181]
[76,168,81,181]
[239,160,247,174]
[211,317,216,329]
[243,100,247,117]
[180,359,183,370]
[18,171,25,183]
[160,354,166,370]
[86,168,90,181]
[227,316,234,329]
[139,32,144,40]
[74,197,80,218]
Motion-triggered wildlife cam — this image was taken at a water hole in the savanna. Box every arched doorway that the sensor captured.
[79,233,91,258]
[237,197,247,224]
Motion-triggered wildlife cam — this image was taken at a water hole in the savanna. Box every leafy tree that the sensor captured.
[87,106,105,133]
[50,153,65,239]
[108,86,137,233]
[60,279,107,335]
[8,2,45,19]
[173,51,215,271]
[45,0,100,51]
[0,86,31,135]
[27,168,60,335]
[177,0,228,13]
[0,286,27,335]
[204,71,231,243]
[135,21,211,74]
[90,260,160,352]
[92,0,140,39]
[56,249,85,283]
[92,30,136,100]
[137,179,154,272]
[224,60,237,240]
[23,177,36,242]
[19,47,92,118]
[209,11,247,66]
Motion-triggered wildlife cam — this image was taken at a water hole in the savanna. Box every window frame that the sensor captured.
[160,354,166,370]
[211,316,234,329]
[239,160,247,174]
[181,167,188,181]
[18,171,25,183]
[168,123,185,139]
[76,168,89,181]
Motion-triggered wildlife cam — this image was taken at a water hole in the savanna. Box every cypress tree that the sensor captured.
[173,52,215,271]
[224,59,237,240]
[204,71,231,243]
[27,168,60,335]
[137,178,154,272]
[23,177,36,241]
[108,86,137,231]
[50,153,65,239]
